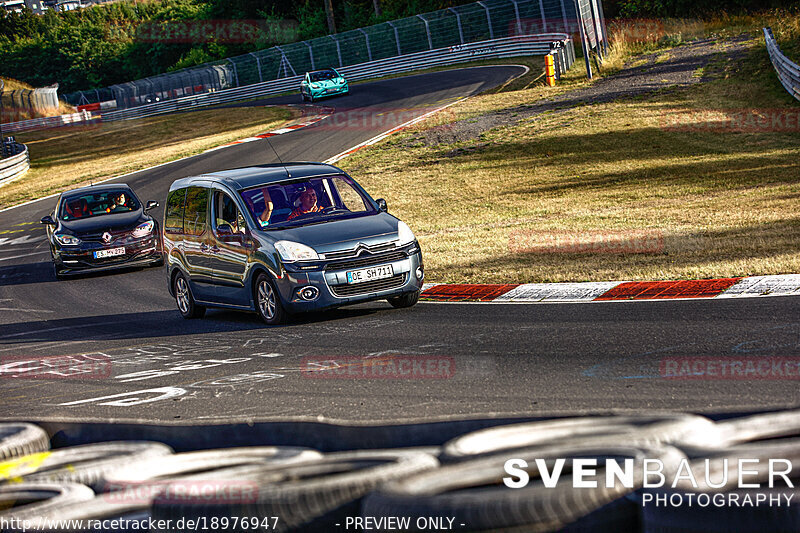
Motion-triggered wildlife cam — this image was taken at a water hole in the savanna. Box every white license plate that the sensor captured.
[94,247,125,259]
[346,264,394,284]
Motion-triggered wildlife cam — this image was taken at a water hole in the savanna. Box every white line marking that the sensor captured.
[0,251,48,262]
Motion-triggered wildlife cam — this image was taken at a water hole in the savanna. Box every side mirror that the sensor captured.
[145,200,159,212]
[40,215,55,225]
[376,198,388,212]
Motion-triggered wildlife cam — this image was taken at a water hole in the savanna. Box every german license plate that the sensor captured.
[94,247,125,259]
[346,264,393,284]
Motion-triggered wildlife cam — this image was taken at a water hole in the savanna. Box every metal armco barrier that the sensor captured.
[0,141,30,186]
[764,27,800,102]
[102,34,574,122]
[2,110,95,134]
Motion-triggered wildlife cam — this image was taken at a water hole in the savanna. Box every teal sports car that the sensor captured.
[300,68,349,102]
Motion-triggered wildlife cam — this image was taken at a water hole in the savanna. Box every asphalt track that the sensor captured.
[0,66,798,424]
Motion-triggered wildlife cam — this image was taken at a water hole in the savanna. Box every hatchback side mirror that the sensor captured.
[145,200,159,212]
[376,198,387,212]
[40,215,55,225]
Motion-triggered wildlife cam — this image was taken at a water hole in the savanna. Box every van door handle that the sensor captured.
[209,245,220,254]
[200,243,210,252]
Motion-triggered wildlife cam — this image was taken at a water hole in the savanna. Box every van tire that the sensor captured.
[388,290,420,309]
[254,273,287,325]
[173,272,205,319]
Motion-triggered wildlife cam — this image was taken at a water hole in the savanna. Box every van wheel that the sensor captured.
[387,290,420,309]
[174,272,205,319]
[255,273,287,325]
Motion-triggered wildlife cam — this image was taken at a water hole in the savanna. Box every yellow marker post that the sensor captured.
[545,54,556,87]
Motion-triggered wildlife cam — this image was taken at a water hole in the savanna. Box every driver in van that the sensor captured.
[288,187,322,220]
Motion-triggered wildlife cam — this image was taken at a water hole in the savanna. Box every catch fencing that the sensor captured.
[64,0,605,110]
[101,34,574,122]
[764,27,800,102]
[0,140,30,187]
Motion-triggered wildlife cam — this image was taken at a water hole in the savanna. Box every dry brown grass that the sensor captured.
[340,31,800,283]
[1,77,77,121]
[1,105,296,208]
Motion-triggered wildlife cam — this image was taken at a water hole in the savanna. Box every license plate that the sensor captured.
[326,88,337,93]
[346,264,394,284]
[94,246,125,259]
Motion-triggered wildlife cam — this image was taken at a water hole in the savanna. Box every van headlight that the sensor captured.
[54,234,81,246]
[397,221,415,245]
[132,221,154,238]
[275,241,319,262]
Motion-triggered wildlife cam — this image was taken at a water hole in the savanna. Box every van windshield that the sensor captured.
[239,175,377,230]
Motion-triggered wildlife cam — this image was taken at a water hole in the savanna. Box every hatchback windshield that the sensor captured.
[59,189,140,220]
[239,175,377,229]
[310,69,339,82]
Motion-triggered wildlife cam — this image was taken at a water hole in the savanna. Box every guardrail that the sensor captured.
[764,27,800,102]
[0,140,30,186]
[102,34,574,122]
[1,110,96,134]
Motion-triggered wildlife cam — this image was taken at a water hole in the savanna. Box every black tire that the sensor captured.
[362,444,685,533]
[0,483,95,524]
[254,272,287,325]
[0,423,49,460]
[387,290,420,309]
[53,262,65,280]
[441,414,716,461]
[98,446,322,490]
[173,271,205,319]
[5,441,173,490]
[151,450,438,533]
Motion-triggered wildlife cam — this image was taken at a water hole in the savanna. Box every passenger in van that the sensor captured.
[244,187,274,227]
[288,188,322,220]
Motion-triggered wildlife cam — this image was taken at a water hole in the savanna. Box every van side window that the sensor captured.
[184,187,209,236]
[213,191,246,234]
[164,188,186,234]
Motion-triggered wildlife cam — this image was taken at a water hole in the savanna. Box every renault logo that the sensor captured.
[102,232,112,244]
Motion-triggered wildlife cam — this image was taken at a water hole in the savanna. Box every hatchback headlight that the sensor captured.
[54,234,81,246]
[132,221,154,238]
[275,241,319,262]
[397,221,415,246]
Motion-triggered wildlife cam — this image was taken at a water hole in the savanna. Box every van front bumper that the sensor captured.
[275,246,423,313]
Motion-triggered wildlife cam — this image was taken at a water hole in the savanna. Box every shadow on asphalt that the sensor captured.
[0,261,164,287]
[0,305,387,345]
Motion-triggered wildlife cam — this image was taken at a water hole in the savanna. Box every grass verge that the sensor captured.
[338,17,800,283]
[2,106,297,209]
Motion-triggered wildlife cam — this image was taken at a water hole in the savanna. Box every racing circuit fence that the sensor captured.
[764,27,800,102]
[63,0,604,111]
[99,34,575,122]
[0,139,30,187]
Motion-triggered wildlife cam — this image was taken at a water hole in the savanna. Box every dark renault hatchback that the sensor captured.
[163,163,423,324]
[40,184,162,278]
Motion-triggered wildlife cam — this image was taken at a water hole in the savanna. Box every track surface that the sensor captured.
[0,66,798,423]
